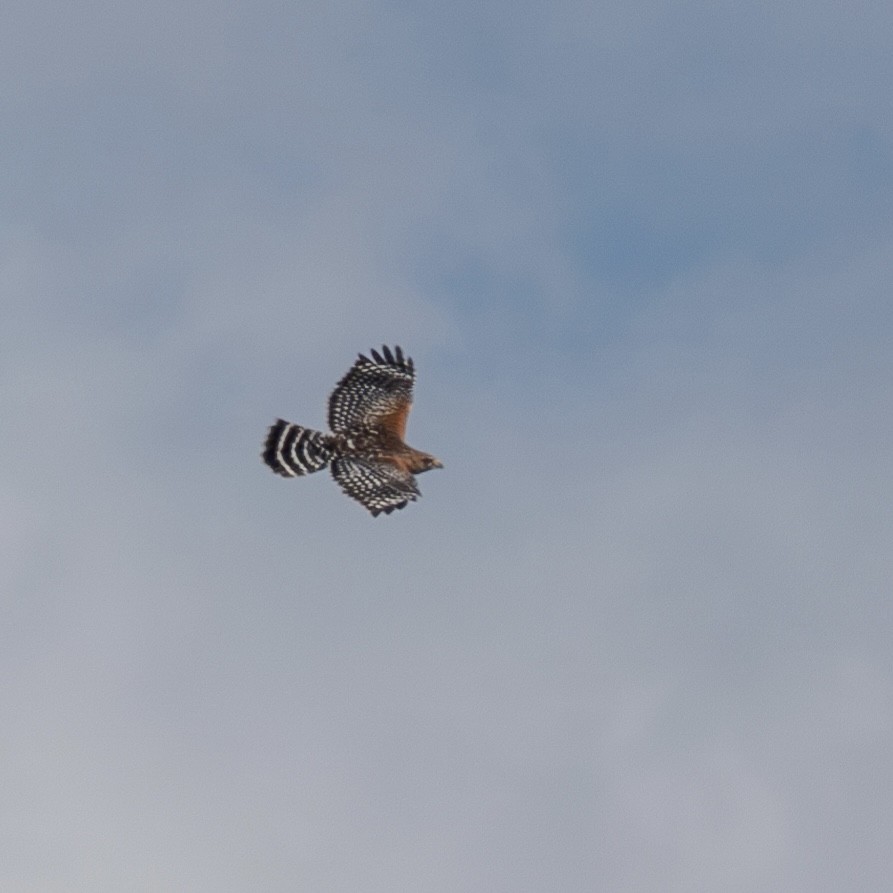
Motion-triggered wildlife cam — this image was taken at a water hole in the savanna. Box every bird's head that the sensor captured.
[415,453,443,473]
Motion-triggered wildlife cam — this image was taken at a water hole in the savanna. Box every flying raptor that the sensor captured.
[262,346,442,516]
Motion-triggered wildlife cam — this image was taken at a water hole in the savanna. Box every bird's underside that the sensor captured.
[262,346,441,516]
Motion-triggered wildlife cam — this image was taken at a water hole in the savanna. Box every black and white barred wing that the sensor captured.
[263,419,334,477]
[327,345,415,435]
[330,457,420,516]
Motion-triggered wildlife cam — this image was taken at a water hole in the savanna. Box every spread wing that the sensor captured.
[329,456,420,516]
[327,345,414,436]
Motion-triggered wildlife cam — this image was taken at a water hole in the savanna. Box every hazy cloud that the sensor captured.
[3,1,892,890]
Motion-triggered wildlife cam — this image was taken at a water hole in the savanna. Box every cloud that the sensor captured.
[3,1,893,890]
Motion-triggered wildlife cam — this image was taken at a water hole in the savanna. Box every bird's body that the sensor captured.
[262,346,441,516]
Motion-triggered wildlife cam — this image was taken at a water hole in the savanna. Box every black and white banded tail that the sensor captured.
[263,419,334,477]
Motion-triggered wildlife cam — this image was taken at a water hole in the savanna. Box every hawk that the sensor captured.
[262,345,442,516]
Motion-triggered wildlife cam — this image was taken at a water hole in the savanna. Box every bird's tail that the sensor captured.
[262,419,335,477]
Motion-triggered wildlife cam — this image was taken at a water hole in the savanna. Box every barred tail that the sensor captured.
[263,419,334,477]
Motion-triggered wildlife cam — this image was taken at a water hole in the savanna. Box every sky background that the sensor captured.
[3,1,893,890]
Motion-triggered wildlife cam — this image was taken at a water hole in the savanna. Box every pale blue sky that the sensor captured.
[3,2,893,891]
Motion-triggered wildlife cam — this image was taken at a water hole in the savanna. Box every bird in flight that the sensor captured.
[262,346,442,516]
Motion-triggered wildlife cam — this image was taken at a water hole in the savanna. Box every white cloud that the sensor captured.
[3,1,893,890]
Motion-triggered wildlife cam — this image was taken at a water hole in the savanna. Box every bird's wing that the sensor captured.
[327,345,414,436]
[329,456,420,516]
